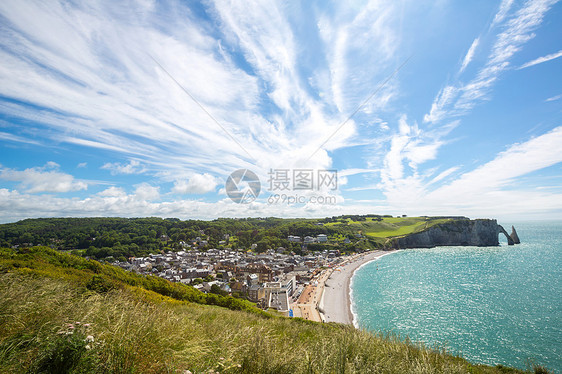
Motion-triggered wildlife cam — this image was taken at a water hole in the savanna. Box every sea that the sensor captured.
[351,221,562,372]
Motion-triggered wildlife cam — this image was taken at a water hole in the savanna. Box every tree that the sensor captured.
[210,284,228,297]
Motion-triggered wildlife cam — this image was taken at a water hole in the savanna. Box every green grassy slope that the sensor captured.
[0,247,545,373]
[327,217,452,242]
[0,246,267,316]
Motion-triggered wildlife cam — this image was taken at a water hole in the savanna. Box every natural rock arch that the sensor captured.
[498,225,516,245]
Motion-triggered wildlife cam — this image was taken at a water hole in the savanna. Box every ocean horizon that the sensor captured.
[351,221,562,372]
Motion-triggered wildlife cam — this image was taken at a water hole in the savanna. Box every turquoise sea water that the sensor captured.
[351,221,562,372]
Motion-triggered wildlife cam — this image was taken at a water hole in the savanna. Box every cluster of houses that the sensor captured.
[114,246,344,316]
[287,234,328,244]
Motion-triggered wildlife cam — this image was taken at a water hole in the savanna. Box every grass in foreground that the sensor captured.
[1,273,529,374]
[0,247,551,373]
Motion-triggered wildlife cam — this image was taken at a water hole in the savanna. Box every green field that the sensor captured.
[325,217,451,239]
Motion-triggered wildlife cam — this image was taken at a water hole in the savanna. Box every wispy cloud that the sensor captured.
[0,131,41,145]
[459,38,480,73]
[518,49,562,69]
[0,0,560,221]
[422,126,562,212]
[0,0,404,183]
[455,0,558,112]
[380,0,559,216]
[376,127,562,217]
[440,127,562,191]
[545,94,561,102]
[491,0,515,27]
[425,0,558,124]
[428,166,461,185]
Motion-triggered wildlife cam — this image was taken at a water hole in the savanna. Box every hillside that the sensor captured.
[324,216,455,245]
[0,247,542,373]
[0,216,462,262]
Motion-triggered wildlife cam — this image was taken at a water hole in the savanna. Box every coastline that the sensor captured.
[321,250,396,326]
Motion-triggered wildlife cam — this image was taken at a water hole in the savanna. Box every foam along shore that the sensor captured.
[320,250,395,326]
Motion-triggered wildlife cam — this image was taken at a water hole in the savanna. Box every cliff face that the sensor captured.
[390,219,500,249]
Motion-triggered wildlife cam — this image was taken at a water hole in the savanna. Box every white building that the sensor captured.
[288,235,301,242]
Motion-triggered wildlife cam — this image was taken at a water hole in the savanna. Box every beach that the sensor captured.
[320,250,394,325]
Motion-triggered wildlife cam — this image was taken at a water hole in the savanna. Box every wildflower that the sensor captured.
[75,321,81,325]
[83,323,91,328]
[85,335,95,343]
[85,344,91,350]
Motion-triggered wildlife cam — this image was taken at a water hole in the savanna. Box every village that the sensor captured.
[114,233,353,319]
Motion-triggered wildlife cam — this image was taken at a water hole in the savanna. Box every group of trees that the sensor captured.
[0,216,370,260]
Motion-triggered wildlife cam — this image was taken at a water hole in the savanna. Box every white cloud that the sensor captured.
[380,115,445,188]
[545,94,561,102]
[0,188,348,223]
[134,183,159,201]
[97,186,126,197]
[101,160,145,175]
[518,49,562,69]
[77,162,87,168]
[0,162,88,193]
[172,173,218,195]
[459,38,480,73]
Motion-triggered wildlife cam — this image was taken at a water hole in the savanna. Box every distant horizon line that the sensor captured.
[2,215,561,225]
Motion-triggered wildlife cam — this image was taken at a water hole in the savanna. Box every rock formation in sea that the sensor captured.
[389,219,520,249]
[510,225,521,244]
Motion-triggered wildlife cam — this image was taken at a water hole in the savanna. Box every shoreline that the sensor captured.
[321,250,396,326]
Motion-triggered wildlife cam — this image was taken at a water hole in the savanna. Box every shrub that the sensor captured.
[86,275,116,293]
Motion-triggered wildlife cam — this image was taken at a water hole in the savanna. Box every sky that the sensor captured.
[0,0,561,223]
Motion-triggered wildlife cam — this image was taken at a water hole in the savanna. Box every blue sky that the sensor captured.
[0,0,561,223]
